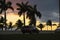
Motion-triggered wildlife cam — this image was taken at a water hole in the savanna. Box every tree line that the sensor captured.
[0,0,60,31]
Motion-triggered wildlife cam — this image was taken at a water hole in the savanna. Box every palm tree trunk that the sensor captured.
[4,11,6,30]
[41,29,42,31]
[23,13,25,27]
[33,17,36,27]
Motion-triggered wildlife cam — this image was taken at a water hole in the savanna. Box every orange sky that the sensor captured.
[0,12,59,31]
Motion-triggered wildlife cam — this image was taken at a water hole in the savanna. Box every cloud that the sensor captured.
[29,0,59,11]
[52,12,59,18]
[6,0,59,22]
[40,11,59,22]
[28,0,59,22]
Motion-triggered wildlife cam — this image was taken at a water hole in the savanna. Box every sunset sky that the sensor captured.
[6,0,59,22]
[0,0,59,30]
[1,13,59,30]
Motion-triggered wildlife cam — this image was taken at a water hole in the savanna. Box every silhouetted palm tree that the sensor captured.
[8,22,12,30]
[27,5,41,27]
[46,20,52,30]
[0,16,4,23]
[16,2,41,27]
[0,16,4,30]
[0,24,3,30]
[16,19,23,30]
[0,0,14,30]
[16,2,29,27]
[38,23,44,31]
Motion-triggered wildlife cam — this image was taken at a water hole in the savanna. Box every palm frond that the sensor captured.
[34,5,37,9]
[26,12,32,18]
[25,1,29,5]
[17,8,21,10]
[8,7,14,11]
[18,11,23,16]
[7,1,12,7]
[36,11,41,18]
[16,3,22,8]
[27,5,33,9]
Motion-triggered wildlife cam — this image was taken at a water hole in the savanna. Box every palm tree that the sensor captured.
[16,19,23,30]
[8,22,12,30]
[0,16,4,30]
[0,0,14,30]
[16,2,29,27]
[38,23,44,31]
[27,5,41,27]
[46,20,52,30]
[0,16,4,23]
[0,24,3,30]
[16,2,41,27]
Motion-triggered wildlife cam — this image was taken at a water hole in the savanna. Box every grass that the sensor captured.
[0,30,60,40]
[0,32,60,40]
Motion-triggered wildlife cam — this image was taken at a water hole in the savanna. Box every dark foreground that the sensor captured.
[0,32,60,40]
